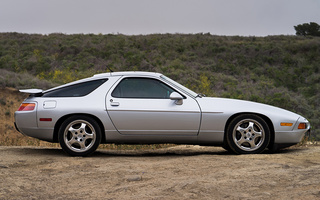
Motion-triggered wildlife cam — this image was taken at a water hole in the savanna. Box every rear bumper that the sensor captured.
[15,111,54,142]
[15,126,54,142]
[14,122,21,133]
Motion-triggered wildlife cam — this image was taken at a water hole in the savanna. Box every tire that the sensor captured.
[58,115,101,156]
[226,114,270,154]
[222,141,233,153]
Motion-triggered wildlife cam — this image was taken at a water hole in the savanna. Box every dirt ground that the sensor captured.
[0,145,320,200]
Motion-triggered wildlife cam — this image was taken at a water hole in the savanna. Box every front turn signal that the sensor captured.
[18,103,36,111]
[298,123,307,129]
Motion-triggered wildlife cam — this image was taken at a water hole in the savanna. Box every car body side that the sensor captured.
[14,72,309,149]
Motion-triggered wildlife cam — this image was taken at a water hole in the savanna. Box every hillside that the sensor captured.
[0,33,319,139]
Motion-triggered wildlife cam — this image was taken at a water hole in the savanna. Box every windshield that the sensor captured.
[160,75,198,98]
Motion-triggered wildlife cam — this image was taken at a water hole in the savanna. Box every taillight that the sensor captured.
[18,103,36,111]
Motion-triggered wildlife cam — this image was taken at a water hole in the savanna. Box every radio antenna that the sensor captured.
[106,65,114,72]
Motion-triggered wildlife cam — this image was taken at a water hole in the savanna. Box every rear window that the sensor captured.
[42,79,107,97]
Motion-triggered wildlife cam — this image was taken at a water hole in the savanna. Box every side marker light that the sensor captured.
[40,118,52,122]
[280,123,293,127]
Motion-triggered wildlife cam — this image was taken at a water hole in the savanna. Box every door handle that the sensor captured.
[111,102,120,106]
[110,99,120,106]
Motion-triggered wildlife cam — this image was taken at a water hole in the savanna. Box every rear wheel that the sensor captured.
[226,114,270,154]
[58,115,101,156]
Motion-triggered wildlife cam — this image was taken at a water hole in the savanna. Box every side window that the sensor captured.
[42,79,108,97]
[111,78,177,99]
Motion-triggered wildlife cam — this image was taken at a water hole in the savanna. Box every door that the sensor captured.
[106,77,201,136]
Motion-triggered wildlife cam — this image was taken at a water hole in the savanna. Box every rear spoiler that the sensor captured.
[19,89,43,97]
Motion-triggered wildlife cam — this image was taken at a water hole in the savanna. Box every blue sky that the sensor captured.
[0,0,319,36]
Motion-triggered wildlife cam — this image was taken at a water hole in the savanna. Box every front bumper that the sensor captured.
[275,117,310,144]
[274,129,308,143]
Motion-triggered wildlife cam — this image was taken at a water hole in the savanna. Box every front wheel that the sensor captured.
[226,114,270,154]
[58,115,101,156]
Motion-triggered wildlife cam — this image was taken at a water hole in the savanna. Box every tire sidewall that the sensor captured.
[226,114,270,154]
[58,115,101,156]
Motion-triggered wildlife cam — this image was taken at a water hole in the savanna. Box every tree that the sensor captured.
[294,22,320,36]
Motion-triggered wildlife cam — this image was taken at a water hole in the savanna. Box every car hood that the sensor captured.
[196,97,302,121]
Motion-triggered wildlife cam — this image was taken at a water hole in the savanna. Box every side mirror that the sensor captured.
[170,92,183,105]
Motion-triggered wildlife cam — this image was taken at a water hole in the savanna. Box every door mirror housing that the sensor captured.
[170,92,183,105]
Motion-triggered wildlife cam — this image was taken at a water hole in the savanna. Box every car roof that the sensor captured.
[93,71,162,78]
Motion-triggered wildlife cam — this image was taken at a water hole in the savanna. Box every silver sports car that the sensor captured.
[15,71,310,156]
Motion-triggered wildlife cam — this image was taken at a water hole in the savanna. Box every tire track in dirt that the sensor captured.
[0,145,320,200]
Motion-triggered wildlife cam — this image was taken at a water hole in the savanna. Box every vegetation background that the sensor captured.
[0,32,319,142]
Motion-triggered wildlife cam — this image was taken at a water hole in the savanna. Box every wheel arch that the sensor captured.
[53,113,106,143]
[223,112,275,146]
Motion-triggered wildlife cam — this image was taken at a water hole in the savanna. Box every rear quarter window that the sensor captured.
[42,79,107,97]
